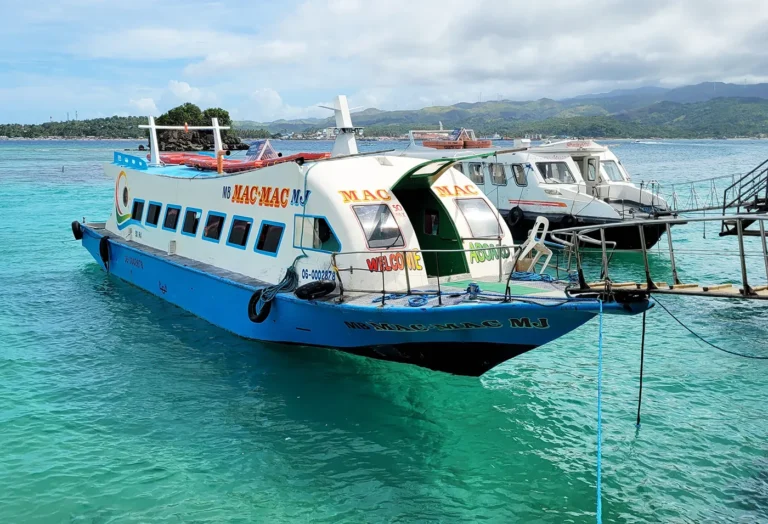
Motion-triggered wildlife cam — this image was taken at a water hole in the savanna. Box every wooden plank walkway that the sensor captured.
[584,281,768,299]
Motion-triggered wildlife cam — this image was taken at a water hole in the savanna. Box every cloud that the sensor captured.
[244,88,330,121]
[158,80,218,109]
[129,97,159,115]
[4,0,768,122]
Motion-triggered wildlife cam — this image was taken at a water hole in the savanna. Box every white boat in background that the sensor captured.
[531,139,670,218]
[394,131,672,249]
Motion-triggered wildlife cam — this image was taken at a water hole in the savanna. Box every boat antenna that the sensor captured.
[319,95,363,157]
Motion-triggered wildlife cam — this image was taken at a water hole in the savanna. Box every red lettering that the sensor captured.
[249,186,258,205]
[362,189,377,202]
[280,188,289,208]
[366,258,380,272]
[339,190,359,203]
[260,187,272,206]
[232,184,243,203]
[376,189,391,201]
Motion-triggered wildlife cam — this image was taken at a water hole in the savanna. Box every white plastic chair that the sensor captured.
[516,216,553,274]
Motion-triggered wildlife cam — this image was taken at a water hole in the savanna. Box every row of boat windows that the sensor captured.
[456,161,577,186]
[129,199,341,255]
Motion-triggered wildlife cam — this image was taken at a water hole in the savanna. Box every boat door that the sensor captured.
[581,156,600,196]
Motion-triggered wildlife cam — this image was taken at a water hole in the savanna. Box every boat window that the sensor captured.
[293,215,341,252]
[146,202,162,227]
[227,217,253,249]
[512,164,527,186]
[182,208,201,236]
[353,204,405,249]
[536,162,576,184]
[454,163,466,175]
[455,198,502,238]
[163,205,181,231]
[131,199,145,221]
[489,163,507,185]
[424,210,440,235]
[255,221,284,255]
[602,160,625,182]
[202,212,226,242]
[467,163,485,185]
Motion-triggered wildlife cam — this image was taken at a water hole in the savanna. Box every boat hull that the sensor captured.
[506,212,667,250]
[81,225,643,376]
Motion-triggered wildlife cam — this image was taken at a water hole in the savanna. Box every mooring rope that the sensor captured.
[596,299,604,524]
[654,298,768,360]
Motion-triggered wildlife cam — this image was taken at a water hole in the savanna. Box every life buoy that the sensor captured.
[99,236,110,271]
[71,221,83,240]
[247,289,272,323]
[507,207,524,228]
[295,281,336,300]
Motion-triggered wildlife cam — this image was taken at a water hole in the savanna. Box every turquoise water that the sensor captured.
[1,139,767,523]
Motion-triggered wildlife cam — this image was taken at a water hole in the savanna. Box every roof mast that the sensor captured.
[319,95,363,157]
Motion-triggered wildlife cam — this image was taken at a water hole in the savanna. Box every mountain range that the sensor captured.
[234,82,768,138]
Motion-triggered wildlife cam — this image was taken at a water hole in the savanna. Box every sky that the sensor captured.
[1,0,768,124]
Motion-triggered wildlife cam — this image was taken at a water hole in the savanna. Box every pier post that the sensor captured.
[737,219,756,296]
[666,223,682,285]
[638,225,657,290]
[760,220,768,286]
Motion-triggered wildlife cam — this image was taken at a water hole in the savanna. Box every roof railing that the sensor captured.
[138,117,231,166]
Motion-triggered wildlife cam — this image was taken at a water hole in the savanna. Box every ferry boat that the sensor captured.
[398,131,672,249]
[71,97,650,376]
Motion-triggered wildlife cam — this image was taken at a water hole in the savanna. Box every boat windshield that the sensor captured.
[602,160,626,182]
[455,198,502,238]
[353,204,405,249]
[536,162,576,184]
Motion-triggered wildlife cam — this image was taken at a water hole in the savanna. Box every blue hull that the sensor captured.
[81,225,646,375]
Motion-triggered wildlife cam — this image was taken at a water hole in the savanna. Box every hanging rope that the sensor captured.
[654,298,768,360]
[636,310,647,428]
[253,260,302,318]
[596,299,604,524]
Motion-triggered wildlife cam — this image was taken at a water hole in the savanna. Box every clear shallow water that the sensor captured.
[1,139,767,523]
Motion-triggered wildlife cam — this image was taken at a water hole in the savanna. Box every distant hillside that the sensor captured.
[0,116,147,139]
[234,81,768,137]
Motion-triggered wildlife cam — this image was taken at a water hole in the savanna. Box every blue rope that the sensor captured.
[509,271,556,282]
[596,299,604,524]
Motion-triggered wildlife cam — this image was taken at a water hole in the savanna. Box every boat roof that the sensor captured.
[531,139,608,153]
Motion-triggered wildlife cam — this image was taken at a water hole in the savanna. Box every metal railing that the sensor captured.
[329,239,519,305]
[549,214,768,298]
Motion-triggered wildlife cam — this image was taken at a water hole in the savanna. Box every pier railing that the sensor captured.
[549,214,768,299]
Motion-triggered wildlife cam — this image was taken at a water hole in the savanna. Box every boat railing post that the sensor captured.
[435,255,442,306]
[380,265,386,306]
[600,228,610,286]
[331,253,345,302]
[760,219,768,286]
[666,223,681,285]
[497,236,503,282]
[403,250,411,294]
[737,218,756,296]
[573,232,588,290]
[638,225,656,290]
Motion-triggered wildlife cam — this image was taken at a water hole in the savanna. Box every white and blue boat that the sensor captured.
[72,96,650,376]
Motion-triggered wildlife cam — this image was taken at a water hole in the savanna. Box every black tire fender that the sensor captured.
[295,281,336,300]
[71,221,83,240]
[99,236,110,271]
[248,289,272,323]
[561,215,576,228]
[507,206,524,227]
